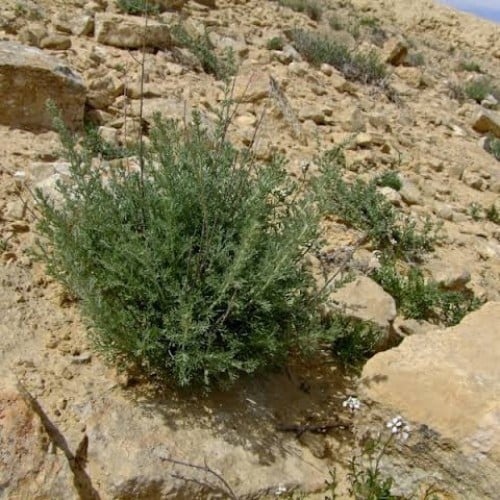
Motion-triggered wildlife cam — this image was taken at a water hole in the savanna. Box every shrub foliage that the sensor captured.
[35,108,325,387]
[291,29,386,85]
[116,0,159,15]
[315,149,437,261]
[171,24,236,81]
[371,261,481,326]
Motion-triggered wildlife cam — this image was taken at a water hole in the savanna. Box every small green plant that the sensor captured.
[486,204,500,224]
[0,238,7,253]
[467,202,483,221]
[114,63,126,73]
[14,2,28,16]
[82,123,132,161]
[371,262,481,326]
[172,25,237,81]
[315,150,437,261]
[487,136,500,161]
[349,416,412,500]
[464,77,499,103]
[327,315,382,368]
[375,171,402,191]
[328,15,344,31]
[266,36,285,51]
[347,20,361,40]
[359,16,379,28]
[291,29,386,85]
[35,103,329,388]
[116,0,159,15]
[458,60,482,73]
[276,0,323,21]
[14,2,43,20]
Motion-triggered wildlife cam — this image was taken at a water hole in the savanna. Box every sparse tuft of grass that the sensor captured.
[0,238,7,253]
[14,1,43,20]
[315,151,438,261]
[467,202,483,221]
[266,36,285,51]
[327,315,382,368]
[171,25,237,81]
[458,60,482,73]
[486,136,500,162]
[82,123,133,161]
[371,261,482,327]
[328,14,344,31]
[486,204,500,224]
[116,0,159,15]
[276,0,323,21]
[464,77,499,103]
[376,171,402,191]
[291,29,386,85]
[359,16,379,27]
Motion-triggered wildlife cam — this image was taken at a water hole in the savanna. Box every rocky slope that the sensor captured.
[0,0,499,498]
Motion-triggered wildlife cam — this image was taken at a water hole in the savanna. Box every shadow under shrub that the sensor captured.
[35,109,326,387]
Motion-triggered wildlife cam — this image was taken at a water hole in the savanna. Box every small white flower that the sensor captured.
[342,395,362,412]
[275,484,287,496]
[386,415,411,441]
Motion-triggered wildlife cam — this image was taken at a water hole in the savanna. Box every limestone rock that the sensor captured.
[77,379,329,498]
[298,105,326,124]
[71,15,95,37]
[87,74,124,109]
[392,316,436,337]
[328,276,397,344]
[378,186,402,206]
[433,202,454,221]
[399,179,421,205]
[0,385,76,499]
[40,34,72,50]
[426,262,471,290]
[0,42,85,131]
[384,38,409,66]
[151,0,188,10]
[472,109,500,138]
[17,23,48,47]
[193,0,217,7]
[208,32,248,57]
[481,94,498,110]
[358,302,500,499]
[95,13,173,50]
[129,97,190,124]
[340,107,366,133]
[232,71,270,103]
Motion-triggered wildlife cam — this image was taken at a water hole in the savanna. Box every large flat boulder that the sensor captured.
[357,301,500,498]
[95,13,173,50]
[0,42,85,131]
[472,109,500,138]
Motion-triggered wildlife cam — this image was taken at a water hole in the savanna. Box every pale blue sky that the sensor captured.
[439,0,500,22]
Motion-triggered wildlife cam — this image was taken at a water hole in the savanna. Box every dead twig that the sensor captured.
[160,456,238,500]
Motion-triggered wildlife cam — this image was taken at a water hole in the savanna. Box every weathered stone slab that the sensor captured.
[0,42,85,131]
[358,302,500,498]
[95,13,173,50]
[472,109,500,138]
